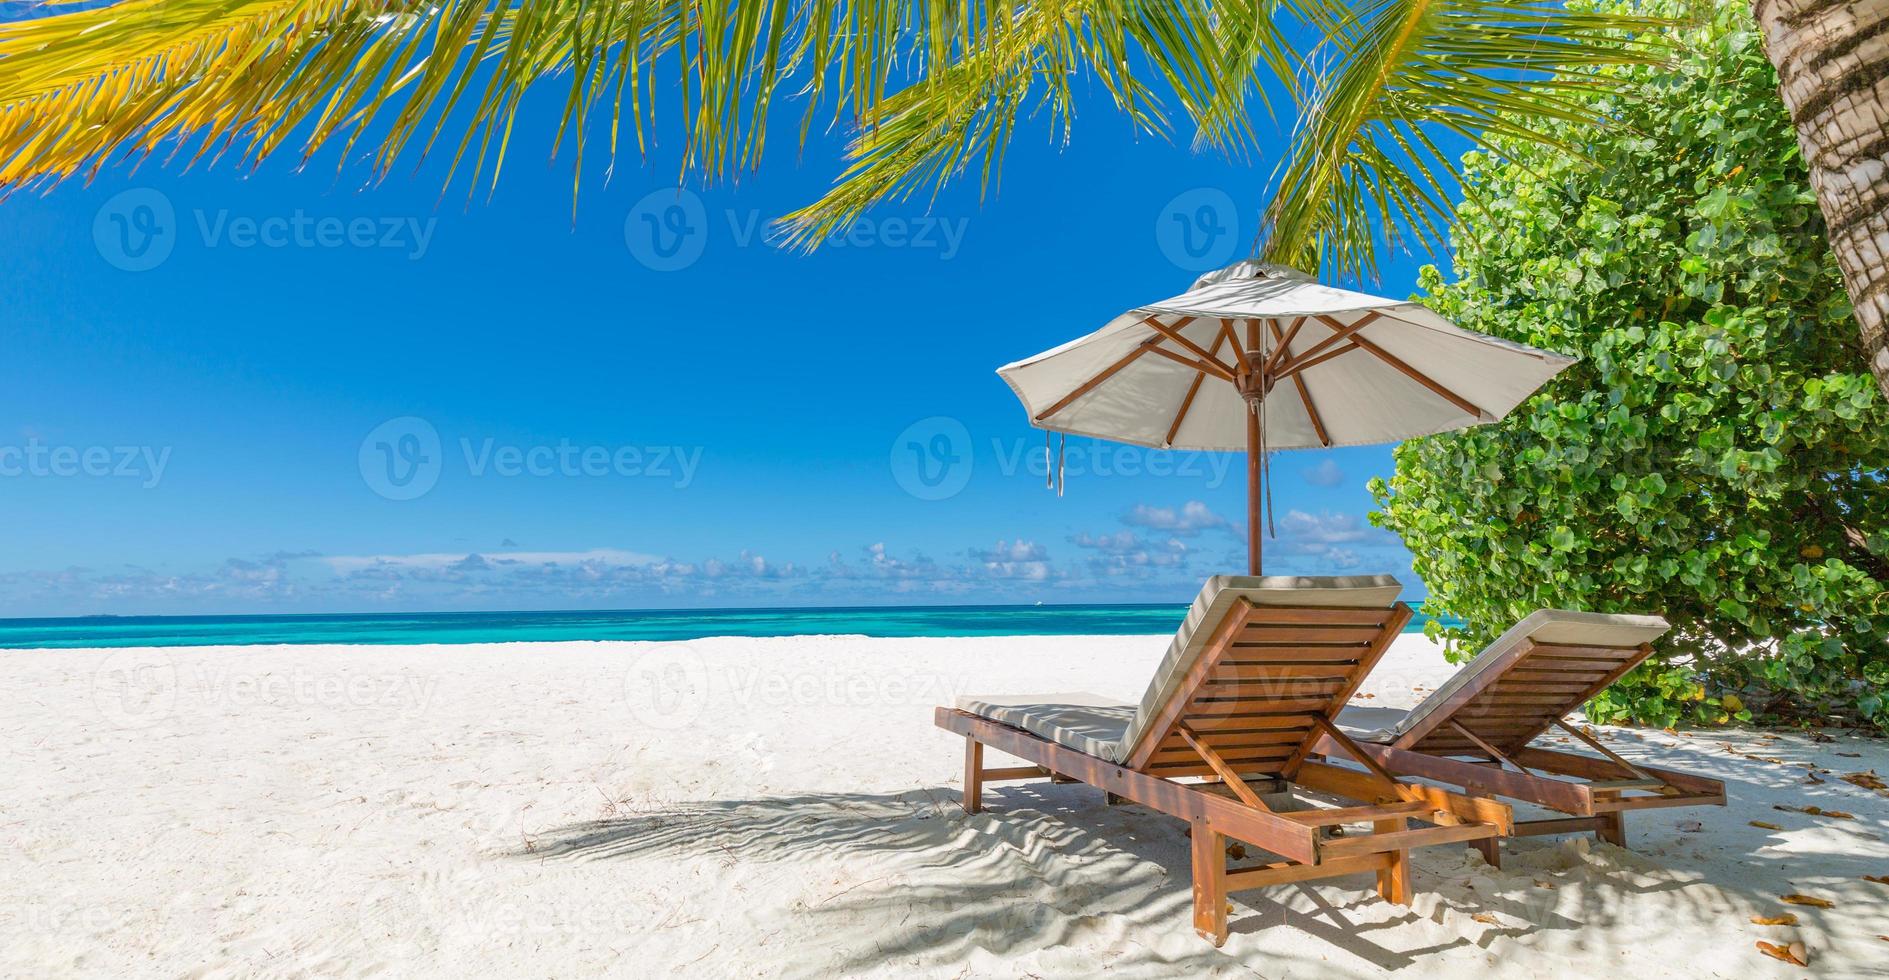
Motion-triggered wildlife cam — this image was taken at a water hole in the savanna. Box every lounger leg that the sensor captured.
[1374,819,1412,906]
[1191,821,1229,947]
[962,738,984,814]
[1471,835,1502,869]
[1596,810,1626,848]
[1104,791,1124,806]
[1464,783,1501,868]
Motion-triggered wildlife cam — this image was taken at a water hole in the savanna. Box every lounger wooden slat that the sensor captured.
[1184,729,1311,748]
[1187,695,1336,714]
[1223,646,1374,661]
[1317,609,1725,868]
[1530,643,1644,659]
[1241,606,1397,625]
[1202,680,1353,700]
[1182,714,1317,732]
[1211,663,1359,679]
[938,575,1510,946]
[1233,625,1389,644]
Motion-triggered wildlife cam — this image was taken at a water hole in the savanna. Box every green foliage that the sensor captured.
[1371,0,1889,730]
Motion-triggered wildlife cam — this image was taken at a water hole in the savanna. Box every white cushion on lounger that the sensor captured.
[1115,574,1404,762]
[1330,705,1410,740]
[1358,609,1670,744]
[954,692,1135,760]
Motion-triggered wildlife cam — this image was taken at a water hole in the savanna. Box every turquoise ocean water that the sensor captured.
[0,603,1457,650]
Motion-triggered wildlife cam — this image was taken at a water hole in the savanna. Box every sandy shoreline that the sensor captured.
[4,634,1886,977]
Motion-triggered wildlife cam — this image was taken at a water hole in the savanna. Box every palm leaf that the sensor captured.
[1259,0,1673,281]
[0,0,1669,285]
[774,0,1288,248]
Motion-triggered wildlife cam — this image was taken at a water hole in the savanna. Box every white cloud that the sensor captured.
[1069,531,1192,581]
[1303,459,1347,488]
[969,539,1048,563]
[1070,530,1143,553]
[1122,500,1234,537]
[1275,510,1383,545]
[321,548,659,574]
[969,539,1054,581]
[1259,510,1403,575]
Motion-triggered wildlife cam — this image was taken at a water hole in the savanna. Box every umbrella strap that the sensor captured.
[1043,431,1067,497]
[1264,400,1275,538]
[1058,434,1066,497]
[1264,447,1275,538]
[1252,394,1276,540]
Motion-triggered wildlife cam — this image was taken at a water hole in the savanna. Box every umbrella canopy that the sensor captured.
[997,261,1576,572]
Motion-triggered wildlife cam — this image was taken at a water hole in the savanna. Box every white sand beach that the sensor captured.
[4,634,1887,978]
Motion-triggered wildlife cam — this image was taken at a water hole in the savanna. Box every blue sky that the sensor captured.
[0,79,1435,617]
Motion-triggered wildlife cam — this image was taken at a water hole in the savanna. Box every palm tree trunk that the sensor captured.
[1751,0,1889,396]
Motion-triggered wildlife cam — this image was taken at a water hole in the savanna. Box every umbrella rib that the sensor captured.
[1138,315,1235,377]
[1145,343,1236,382]
[1219,319,1252,373]
[1282,311,1384,370]
[1033,335,1167,422]
[1261,316,1307,376]
[1347,332,1488,419]
[1270,321,1331,447]
[1164,331,1229,446]
[1275,341,1361,381]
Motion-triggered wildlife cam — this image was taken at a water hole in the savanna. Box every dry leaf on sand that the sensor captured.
[1749,821,1782,830]
[1841,770,1887,792]
[1780,894,1834,908]
[1471,912,1500,925]
[1750,913,1798,926]
[1755,941,1808,967]
[1775,804,1854,819]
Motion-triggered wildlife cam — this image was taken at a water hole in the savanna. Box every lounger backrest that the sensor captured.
[1387,610,1670,757]
[1117,575,1408,777]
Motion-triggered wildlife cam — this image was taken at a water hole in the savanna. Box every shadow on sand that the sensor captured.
[513,732,1888,975]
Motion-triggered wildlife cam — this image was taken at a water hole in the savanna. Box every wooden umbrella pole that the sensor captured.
[1247,401,1262,575]
[1245,319,1265,575]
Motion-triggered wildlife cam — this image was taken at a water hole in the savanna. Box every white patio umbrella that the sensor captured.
[997,261,1576,574]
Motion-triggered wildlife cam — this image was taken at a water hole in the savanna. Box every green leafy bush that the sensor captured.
[1371,0,1889,730]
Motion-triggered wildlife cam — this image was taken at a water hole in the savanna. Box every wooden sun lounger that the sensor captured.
[935,575,1511,946]
[1317,610,1726,867]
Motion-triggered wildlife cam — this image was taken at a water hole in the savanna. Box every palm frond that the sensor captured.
[0,1,1281,222]
[775,0,1290,247]
[1259,0,1673,281]
[0,0,1671,281]
[0,1,929,196]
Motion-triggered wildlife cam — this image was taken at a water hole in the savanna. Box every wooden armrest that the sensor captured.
[1296,760,1514,835]
[1280,802,1428,827]
[1320,822,1495,857]
[1588,778,1666,792]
